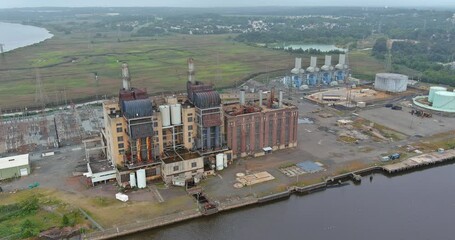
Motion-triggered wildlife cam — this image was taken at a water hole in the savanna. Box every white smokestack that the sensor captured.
[336,54,346,70]
[259,91,263,106]
[121,63,131,90]
[321,55,332,71]
[339,54,346,65]
[188,57,195,83]
[279,91,283,108]
[310,56,317,67]
[240,90,245,105]
[291,57,303,74]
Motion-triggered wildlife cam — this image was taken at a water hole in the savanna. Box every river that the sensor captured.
[0,22,53,52]
[122,164,455,240]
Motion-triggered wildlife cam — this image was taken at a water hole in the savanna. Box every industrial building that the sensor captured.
[286,54,349,88]
[98,58,299,187]
[0,154,30,180]
[224,89,298,158]
[374,73,408,93]
[101,60,234,187]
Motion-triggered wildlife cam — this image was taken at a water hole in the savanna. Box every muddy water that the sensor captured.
[123,164,455,240]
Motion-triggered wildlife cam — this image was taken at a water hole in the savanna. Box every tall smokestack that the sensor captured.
[310,56,317,68]
[240,90,245,105]
[259,91,263,106]
[121,63,131,90]
[188,58,195,83]
[279,91,283,108]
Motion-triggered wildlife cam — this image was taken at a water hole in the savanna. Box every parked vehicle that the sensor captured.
[385,103,393,108]
[389,153,401,160]
[391,106,402,110]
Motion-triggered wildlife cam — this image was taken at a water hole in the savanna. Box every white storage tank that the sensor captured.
[130,172,136,188]
[216,153,224,171]
[433,91,455,110]
[170,104,182,125]
[428,86,447,103]
[136,169,146,189]
[159,105,171,127]
[374,73,408,93]
[223,154,228,168]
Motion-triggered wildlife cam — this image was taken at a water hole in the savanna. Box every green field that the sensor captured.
[0,29,391,110]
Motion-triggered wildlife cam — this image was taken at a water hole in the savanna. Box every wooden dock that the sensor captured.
[383,149,455,173]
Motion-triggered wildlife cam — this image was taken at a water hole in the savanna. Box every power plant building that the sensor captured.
[101,58,298,186]
[224,90,298,158]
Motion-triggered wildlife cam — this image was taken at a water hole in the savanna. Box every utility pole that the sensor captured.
[94,72,99,100]
[0,43,4,55]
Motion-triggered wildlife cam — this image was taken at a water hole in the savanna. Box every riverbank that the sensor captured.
[82,149,455,240]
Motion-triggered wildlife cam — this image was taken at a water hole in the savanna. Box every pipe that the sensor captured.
[136,138,142,162]
[240,90,245,105]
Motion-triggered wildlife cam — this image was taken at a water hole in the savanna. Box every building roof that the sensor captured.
[122,99,153,119]
[0,154,29,169]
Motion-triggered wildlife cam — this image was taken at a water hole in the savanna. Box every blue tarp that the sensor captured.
[297,161,324,173]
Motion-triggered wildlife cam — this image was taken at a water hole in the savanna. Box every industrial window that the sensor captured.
[188,113,193,116]
[146,168,157,176]
[154,131,159,135]
[188,138,192,143]
[188,132,192,137]
[188,117,193,122]
[116,127,122,133]
[191,162,197,168]
[116,123,122,126]
[188,125,193,130]
[173,166,179,172]
[117,136,123,142]
[119,150,125,155]
[118,143,124,149]
[153,122,158,127]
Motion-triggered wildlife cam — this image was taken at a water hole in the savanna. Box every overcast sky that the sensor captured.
[1,0,454,8]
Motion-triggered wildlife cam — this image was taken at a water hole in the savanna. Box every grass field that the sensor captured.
[0,28,396,110]
[0,187,195,237]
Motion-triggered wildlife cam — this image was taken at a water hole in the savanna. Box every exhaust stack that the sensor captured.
[240,90,245,105]
[121,63,131,90]
[279,91,283,108]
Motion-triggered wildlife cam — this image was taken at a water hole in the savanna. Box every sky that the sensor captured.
[0,0,454,8]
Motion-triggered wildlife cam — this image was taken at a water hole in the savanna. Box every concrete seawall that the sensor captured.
[83,150,455,239]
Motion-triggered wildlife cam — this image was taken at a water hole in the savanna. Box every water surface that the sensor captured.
[123,164,455,240]
[0,22,53,52]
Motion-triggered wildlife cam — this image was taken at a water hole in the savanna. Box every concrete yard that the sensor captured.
[359,104,455,136]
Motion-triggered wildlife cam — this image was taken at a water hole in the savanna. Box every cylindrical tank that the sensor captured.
[136,169,146,189]
[170,104,182,125]
[216,153,224,171]
[159,105,171,127]
[433,91,455,110]
[223,154,228,168]
[130,172,136,188]
[374,73,408,93]
[429,86,448,103]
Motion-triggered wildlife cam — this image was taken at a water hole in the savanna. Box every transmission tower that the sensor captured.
[34,69,47,108]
